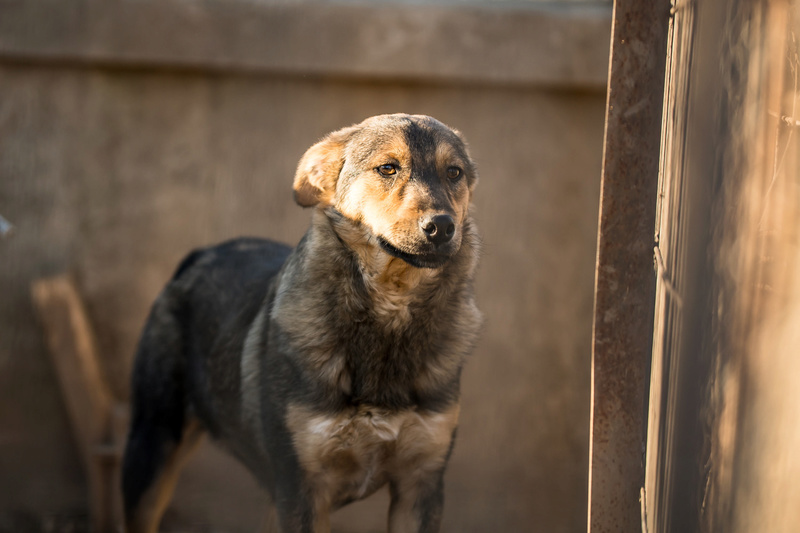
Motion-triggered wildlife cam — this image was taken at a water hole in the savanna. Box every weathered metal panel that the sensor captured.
[588,1,670,531]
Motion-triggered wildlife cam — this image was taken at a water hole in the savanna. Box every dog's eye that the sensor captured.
[377,164,397,176]
[447,167,462,180]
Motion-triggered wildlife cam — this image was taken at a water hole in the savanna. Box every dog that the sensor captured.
[121,114,482,533]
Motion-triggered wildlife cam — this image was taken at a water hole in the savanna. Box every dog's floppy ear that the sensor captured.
[293,126,358,207]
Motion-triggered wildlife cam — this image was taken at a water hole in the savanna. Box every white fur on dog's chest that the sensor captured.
[286,404,459,504]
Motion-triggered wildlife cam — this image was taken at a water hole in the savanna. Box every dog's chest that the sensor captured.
[286,404,459,505]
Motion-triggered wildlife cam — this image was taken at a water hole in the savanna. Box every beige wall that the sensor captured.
[0,2,609,531]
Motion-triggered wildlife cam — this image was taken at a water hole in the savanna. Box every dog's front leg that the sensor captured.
[272,484,332,533]
[388,472,446,533]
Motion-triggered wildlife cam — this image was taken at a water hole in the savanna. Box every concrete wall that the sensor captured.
[0,1,610,531]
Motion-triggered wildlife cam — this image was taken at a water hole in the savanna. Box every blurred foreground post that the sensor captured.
[643,1,800,532]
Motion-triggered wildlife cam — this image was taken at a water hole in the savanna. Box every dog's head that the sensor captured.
[293,114,477,269]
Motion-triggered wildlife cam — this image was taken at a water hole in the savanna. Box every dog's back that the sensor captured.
[122,237,291,529]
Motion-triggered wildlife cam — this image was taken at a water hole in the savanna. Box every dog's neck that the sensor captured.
[318,208,442,328]
[271,207,481,407]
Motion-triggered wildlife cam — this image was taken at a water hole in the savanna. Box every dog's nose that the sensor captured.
[421,214,456,245]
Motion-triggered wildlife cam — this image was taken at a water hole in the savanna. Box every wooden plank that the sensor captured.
[31,275,113,458]
[31,274,123,533]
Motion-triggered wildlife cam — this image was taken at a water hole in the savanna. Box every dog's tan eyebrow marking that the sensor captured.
[374,155,403,166]
[435,140,468,167]
[367,136,410,166]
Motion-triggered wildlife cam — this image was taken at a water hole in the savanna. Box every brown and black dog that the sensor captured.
[121,114,482,533]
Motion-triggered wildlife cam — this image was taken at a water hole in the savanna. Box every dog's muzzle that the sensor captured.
[420,214,455,246]
[377,237,451,269]
[378,215,459,269]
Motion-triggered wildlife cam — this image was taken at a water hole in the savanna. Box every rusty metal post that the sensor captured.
[588,1,670,532]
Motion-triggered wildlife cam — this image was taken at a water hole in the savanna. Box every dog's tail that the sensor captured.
[121,287,202,533]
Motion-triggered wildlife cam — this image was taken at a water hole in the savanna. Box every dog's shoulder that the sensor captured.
[161,237,293,342]
[171,237,292,285]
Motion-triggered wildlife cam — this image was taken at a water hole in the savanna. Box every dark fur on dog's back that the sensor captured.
[122,238,292,515]
[122,114,481,533]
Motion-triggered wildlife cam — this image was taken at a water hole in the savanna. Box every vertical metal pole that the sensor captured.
[588,1,670,532]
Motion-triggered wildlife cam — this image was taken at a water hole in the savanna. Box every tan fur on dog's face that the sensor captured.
[294,114,477,269]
